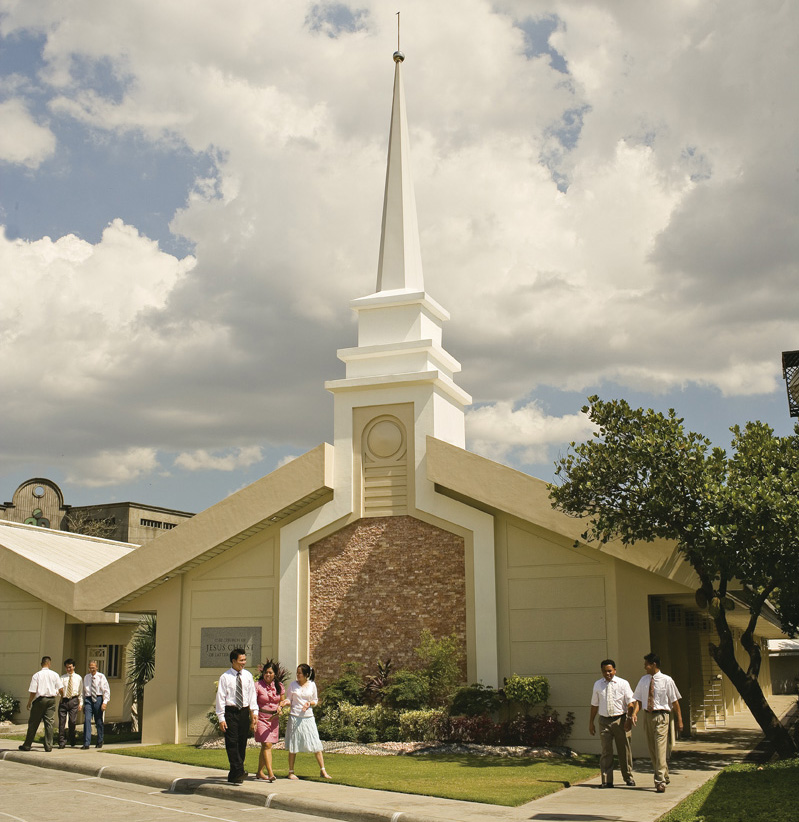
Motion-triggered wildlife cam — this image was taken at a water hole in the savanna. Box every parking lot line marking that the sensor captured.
[74,789,243,822]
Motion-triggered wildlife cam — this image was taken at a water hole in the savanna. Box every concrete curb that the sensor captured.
[0,750,452,822]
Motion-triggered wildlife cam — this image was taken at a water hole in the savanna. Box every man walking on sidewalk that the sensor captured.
[215,649,257,784]
[19,656,64,752]
[628,652,683,793]
[589,658,636,788]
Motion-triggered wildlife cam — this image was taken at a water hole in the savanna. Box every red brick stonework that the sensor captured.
[309,516,466,684]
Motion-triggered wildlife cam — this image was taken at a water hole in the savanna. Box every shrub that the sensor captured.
[399,709,446,742]
[0,691,20,722]
[317,701,400,743]
[364,658,393,705]
[503,674,550,713]
[439,714,502,745]
[382,669,430,710]
[501,708,575,747]
[415,630,464,706]
[318,662,365,714]
[449,683,502,717]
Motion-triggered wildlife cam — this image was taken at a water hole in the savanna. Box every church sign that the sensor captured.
[200,627,262,668]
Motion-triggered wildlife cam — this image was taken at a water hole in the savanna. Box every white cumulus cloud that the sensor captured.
[174,446,264,472]
[466,400,595,467]
[0,98,56,167]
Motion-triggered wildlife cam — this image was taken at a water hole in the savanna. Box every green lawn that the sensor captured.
[659,758,799,822]
[111,745,600,806]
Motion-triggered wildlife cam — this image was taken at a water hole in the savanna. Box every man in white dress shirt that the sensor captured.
[589,658,636,788]
[628,652,683,793]
[19,656,64,752]
[82,659,111,749]
[58,658,83,748]
[215,648,257,784]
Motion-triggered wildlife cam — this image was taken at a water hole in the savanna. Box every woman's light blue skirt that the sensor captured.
[285,714,323,753]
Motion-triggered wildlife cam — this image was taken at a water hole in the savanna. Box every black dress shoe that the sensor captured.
[18,746,31,751]
[44,747,52,752]
[625,777,636,786]
[599,782,614,788]
[81,744,90,749]
[96,742,103,748]
[59,744,66,749]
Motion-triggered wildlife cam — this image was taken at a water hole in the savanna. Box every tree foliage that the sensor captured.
[549,396,799,756]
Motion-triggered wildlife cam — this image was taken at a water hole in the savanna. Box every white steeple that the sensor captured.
[326,49,470,444]
[376,51,424,293]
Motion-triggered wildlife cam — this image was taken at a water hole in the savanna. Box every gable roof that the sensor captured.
[0,519,137,619]
[74,443,334,612]
[425,436,699,587]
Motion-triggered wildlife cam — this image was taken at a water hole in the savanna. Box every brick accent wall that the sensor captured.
[309,516,466,684]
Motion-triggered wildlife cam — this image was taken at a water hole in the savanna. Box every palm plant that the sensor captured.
[126,614,156,733]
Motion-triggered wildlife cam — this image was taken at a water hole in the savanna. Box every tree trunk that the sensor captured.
[709,613,796,758]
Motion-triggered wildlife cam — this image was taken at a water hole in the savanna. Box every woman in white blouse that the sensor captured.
[285,664,331,780]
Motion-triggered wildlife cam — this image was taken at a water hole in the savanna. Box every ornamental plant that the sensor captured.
[0,691,20,722]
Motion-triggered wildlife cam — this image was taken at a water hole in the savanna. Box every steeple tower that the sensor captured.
[376,49,424,293]
[326,49,471,437]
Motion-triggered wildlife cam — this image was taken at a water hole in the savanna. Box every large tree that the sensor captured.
[549,396,799,758]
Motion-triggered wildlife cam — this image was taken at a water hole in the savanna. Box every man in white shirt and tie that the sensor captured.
[589,658,636,788]
[58,658,83,748]
[215,648,257,784]
[19,656,64,752]
[82,659,111,749]
[628,652,683,793]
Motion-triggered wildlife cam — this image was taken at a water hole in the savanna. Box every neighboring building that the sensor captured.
[0,51,785,753]
[0,477,194,545]
[769,640,799,695]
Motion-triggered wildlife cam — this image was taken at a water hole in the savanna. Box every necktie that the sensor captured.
[647,676,655,711]
[91,676,97,698]
[607,681,613,714]
[65,677,73,698]
[235,672,243,708]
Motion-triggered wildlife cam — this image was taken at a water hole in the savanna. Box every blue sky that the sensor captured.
[0,1,796,515]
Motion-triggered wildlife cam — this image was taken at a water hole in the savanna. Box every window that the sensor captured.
[140,518,162,528]
[86,645,123,679]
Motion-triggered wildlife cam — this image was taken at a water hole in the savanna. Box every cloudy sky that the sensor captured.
[1,0,796,515]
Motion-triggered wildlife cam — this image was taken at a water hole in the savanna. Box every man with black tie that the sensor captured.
[58,658,83,748]
[215,648,257,784]
[82,659,110,748]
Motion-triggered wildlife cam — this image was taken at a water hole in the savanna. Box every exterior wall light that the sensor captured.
[782,350,799,418]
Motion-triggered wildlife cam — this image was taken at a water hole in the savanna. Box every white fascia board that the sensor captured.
[350,289,450,322]
[325,369,472,406]
[337,339,462,374]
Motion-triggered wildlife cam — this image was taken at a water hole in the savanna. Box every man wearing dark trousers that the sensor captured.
[589,658,636,788]
[215,649,257,784]
[58,659,83,748]
[82,659,110,748]
[20,656,64,752]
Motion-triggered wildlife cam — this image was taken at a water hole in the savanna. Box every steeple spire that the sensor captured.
[376,49,424,293]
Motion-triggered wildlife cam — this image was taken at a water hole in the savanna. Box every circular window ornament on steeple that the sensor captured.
[33,485,45,498]
[365,418,405,460]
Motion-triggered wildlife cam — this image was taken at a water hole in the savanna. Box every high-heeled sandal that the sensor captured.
[288,770,299,780]
[320,768,332,779]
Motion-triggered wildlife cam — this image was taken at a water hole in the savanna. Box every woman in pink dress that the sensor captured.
[254,661,287,781]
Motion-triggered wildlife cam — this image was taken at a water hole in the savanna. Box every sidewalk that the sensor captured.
[1,695,795,822]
